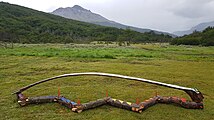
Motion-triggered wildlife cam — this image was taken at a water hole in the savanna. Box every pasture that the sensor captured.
[0,44,213,120]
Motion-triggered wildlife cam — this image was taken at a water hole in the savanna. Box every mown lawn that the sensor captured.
[0,44,214,120]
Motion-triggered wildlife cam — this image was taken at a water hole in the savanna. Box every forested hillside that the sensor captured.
[171,27,214,46]
[0,2,171,44]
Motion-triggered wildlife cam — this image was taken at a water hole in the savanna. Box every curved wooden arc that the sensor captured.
[13,72,204,102]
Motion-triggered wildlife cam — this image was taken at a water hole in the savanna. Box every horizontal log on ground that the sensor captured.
[82,97,110,110]
[157,96,203,109]
[18,96,57,106]
[26,96,57,104]
[107,98,134,111]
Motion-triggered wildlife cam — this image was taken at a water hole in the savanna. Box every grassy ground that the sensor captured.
[0,43,214,120]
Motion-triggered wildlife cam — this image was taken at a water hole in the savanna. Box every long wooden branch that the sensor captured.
[13,72,204,102]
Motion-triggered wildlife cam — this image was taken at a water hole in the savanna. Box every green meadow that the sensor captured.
[0,44,214,120]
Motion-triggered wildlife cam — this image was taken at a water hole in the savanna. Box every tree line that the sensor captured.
[170,27,214,46]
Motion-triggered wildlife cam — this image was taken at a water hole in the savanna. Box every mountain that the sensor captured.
[51,5,173,36]
[51,5,110,23]
[173,21,214,36]
[0,2,172,44]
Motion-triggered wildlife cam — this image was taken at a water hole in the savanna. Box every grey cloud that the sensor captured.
[89,0,214,32]
[169,0,214,18]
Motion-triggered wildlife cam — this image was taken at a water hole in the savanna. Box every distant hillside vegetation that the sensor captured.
[171,27,214,46]
[0,2,171,44]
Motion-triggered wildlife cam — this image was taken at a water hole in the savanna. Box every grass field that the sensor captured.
[0,44,214,120]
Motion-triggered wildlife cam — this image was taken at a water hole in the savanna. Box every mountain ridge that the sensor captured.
[51,5,174,37]
[173,21,214,36]
[52,6,110,23]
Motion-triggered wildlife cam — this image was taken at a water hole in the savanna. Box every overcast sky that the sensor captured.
[2,0,214,33]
